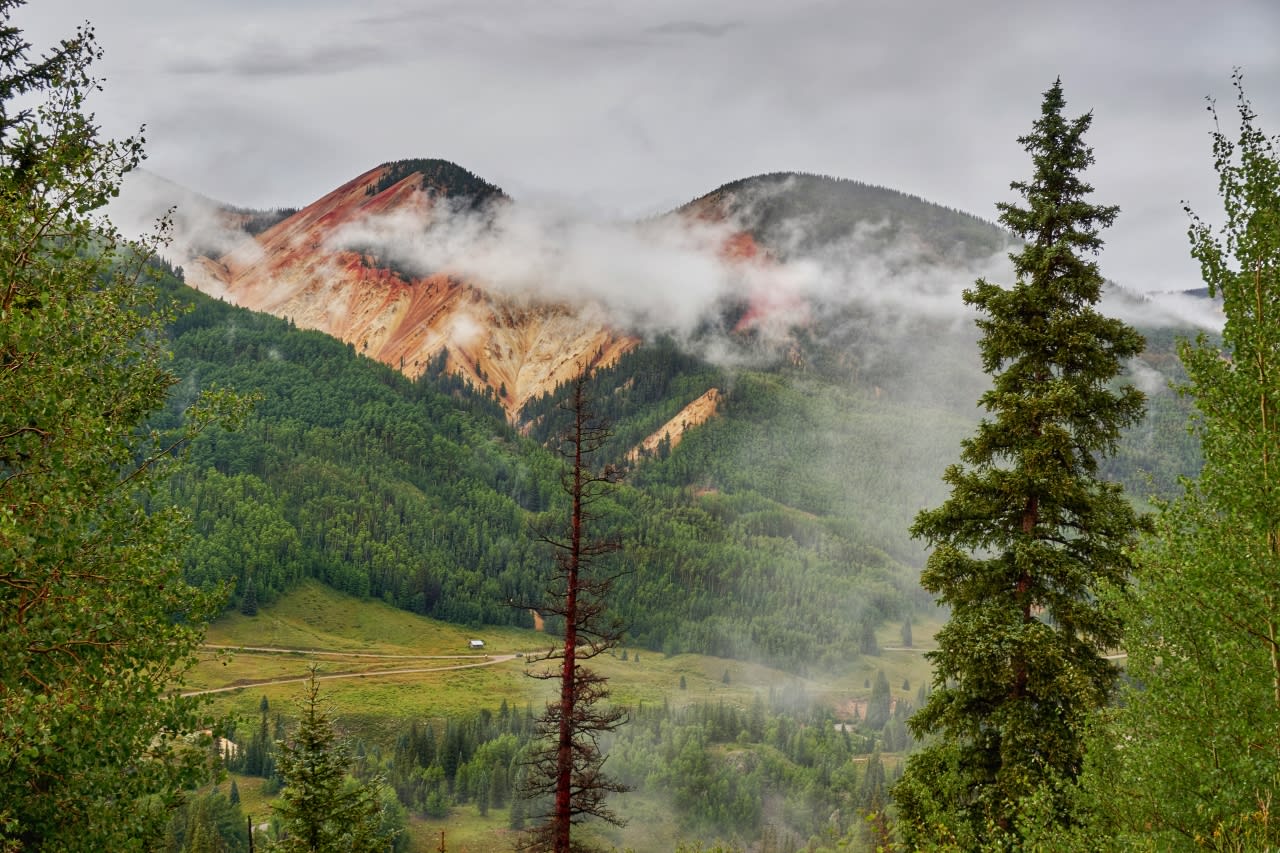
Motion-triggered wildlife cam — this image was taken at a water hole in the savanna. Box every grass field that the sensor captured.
[185,579,941,851]
[191,585,940,750]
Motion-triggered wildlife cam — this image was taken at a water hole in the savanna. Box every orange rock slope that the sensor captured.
[187,163,637,419]
[628,388,721,463]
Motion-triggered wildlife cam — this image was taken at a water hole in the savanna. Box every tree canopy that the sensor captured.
[1077,72,1280,852]
[0,2,242,848]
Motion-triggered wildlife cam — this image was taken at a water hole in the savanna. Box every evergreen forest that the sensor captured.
[6,2,1276,847]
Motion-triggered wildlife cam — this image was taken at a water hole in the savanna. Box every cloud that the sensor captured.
[1128,359,1172,397]
[167,39,387,78]
[314,162,1226,377]
[111,158,1222,374]
[109,169,259,263]
[645,20,742,39]
[321,181,1018,372]
[1100,286,1224,334]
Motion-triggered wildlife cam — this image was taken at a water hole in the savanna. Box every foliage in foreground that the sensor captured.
[0,4,241,849]
[1074,74,1280,852]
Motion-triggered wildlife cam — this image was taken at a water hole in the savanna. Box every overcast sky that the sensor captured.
[15,0,1280,294]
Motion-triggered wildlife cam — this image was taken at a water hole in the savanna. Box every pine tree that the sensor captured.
[1076,74,1280,851]
[866,670,892,730]
[271,668,396,853]
[519,375,627,852]
[892,79,1146,847]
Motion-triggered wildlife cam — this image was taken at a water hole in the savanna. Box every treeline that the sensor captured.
[364,157,505,207]
[606,693,903,847]
[220,688,916,851]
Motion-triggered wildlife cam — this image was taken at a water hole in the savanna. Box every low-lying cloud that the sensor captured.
[324,189,1016,357]
[113,168,1224,374]
[110,170,262,264]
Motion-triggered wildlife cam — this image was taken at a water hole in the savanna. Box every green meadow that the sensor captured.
[188,580,940,850]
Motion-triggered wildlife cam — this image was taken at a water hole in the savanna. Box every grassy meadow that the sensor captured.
[188,580,940,850]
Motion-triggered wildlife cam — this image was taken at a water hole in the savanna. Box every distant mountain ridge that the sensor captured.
[363,157,505,206]
[184,158,1026,424]
[682,171,1013,263]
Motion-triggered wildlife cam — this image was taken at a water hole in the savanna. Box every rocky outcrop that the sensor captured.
[628,388,721,463]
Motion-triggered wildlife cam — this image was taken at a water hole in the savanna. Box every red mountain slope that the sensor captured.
[188,162,637,419]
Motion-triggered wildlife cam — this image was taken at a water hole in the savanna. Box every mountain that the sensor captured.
[180,161,1031,423]
[187,158,636,418]
[152,158,1208,669]
[682,171,1011,262]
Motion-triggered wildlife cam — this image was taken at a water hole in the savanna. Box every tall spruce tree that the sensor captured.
[892,79,1146,848]
[1075,74,1280,852]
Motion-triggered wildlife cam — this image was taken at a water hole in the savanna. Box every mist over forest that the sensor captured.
[7,1,1280,849]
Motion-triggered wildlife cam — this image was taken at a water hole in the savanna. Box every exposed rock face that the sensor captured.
[187,162,637,419]
[628,388,721,463]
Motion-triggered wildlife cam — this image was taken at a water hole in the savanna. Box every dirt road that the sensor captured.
[183,649,518,697]
[201,644,494,660]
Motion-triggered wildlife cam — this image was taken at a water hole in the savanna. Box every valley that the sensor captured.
[190,581,940,851]
[5,3,1270,849]
[140,158,1206,850]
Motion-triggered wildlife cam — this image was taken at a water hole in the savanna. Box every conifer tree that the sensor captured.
[240,576,259,616]
[892,79,1146,847]
[520,375,627,852]
[271,669,396,853]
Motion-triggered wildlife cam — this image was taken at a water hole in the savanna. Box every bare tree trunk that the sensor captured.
[519,375,627,852]
[552,389,586,852]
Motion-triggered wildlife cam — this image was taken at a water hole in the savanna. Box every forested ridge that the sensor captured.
[152,241,1204,673]
[154,269,921,669]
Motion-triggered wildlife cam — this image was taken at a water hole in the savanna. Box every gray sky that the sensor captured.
[15,0,1280,294]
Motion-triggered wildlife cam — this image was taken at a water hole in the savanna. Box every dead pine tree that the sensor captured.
[519,374,628,853]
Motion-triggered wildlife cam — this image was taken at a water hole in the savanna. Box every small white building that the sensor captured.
[469,639,485,649]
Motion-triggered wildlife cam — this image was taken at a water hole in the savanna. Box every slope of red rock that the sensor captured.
[188,163,638,419]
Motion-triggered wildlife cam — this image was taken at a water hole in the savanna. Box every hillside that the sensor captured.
[186,159,636,418]
[156,155,1206,669]
[157,266,923,670]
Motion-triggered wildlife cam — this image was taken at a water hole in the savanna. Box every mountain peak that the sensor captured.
[365,158,506,206]
[186,157,631,421]
[683,171,1012,263]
